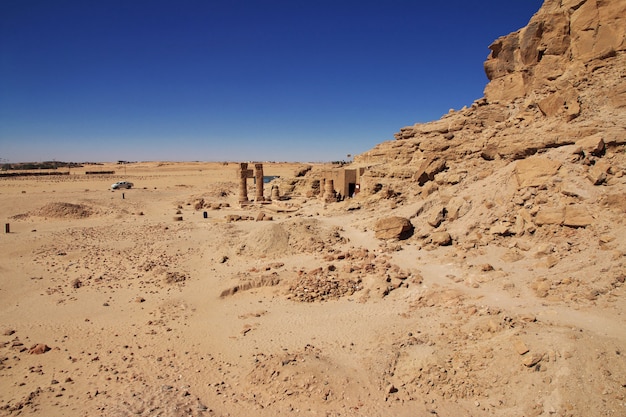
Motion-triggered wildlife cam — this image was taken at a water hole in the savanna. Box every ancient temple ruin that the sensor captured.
[238,162,273,204]
[319,167,366,201]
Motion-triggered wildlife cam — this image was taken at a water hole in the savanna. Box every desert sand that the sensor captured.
[0,157,624,417]
[2,0,626,415]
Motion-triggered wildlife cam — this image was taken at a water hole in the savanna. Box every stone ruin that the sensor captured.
[319,178,337,203]
[319,167,366,202]
[238,162,280,204]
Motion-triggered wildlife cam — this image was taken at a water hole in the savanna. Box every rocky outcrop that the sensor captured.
[355,0,626,170]
[484,0,626,104]
[350,0,626,253]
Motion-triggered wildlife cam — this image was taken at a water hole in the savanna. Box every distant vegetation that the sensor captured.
[1,161,86,170]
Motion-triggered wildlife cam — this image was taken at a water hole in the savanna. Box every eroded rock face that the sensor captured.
[484,0,626,103]
[349,0,625,253]
[355,0,626,171]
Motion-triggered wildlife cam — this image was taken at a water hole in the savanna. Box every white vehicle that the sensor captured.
[111,181,133,190]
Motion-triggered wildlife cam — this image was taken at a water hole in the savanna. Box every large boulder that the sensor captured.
[374,216,414,240]
[515,156,561,188]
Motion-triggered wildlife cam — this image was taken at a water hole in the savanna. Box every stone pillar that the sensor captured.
[319,178,325,200]
[239,163,254,203]
[255,163,264,202]
[324,179,337,203]
[271,185,280,201]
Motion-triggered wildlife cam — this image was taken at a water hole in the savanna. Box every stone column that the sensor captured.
[271,185,280,201]
[319,178,325,200]
[255,163,264,202]
[324,179,337,203]
[239,163,254,203]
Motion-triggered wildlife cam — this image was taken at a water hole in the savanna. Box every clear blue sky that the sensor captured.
[1,0,544,163]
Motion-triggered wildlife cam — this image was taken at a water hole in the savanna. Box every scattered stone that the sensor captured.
[429,231,452,246]
[532,278,551,298]
[563,206,593,227]
[165,272,187,284]
[515,157,561,188]
[28,344,51,355]
[415,158,447,186]
[519,314,537,323]
[513,339,530,355]
[587,161,612,185]
[427,206,446,228]
[446,197,468,220]
[490,223,512,236]
[421,182,438,197]
[534,207,564,226]
[576,135,605,157]
[522,353,543,367]
[193,198,205,210]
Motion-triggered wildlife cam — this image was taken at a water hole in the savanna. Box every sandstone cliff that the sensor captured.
[348,0,626,245]
[355,0,626,168]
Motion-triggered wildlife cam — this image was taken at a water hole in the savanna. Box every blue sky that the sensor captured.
[1,0,544,163]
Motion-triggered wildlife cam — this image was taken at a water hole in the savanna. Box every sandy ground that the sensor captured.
[0,161,625,417]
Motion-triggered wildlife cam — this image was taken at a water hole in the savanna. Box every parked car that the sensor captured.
[111,181,133,190]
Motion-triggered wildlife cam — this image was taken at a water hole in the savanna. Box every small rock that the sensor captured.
[490,224,512,236]
[576,135,605,157]
[386,384,398,394]
[522,353,543,367]
[29,344,51,355]
[513,339,530,355]
[430,231,452,246]
[427,206,446,228]
[587,161,611,185]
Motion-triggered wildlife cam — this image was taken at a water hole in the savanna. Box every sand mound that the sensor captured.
[243,219,347,258]
[284,219,347,253]
[33,202,94,219]
[245,223,290,256]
